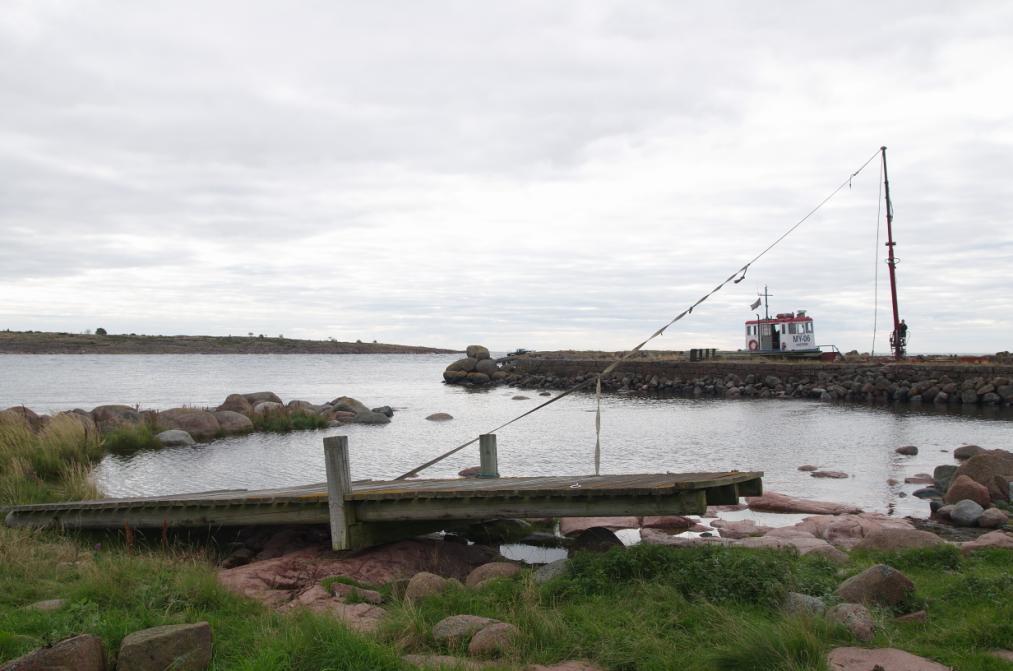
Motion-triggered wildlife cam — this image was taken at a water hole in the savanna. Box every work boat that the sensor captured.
[745,310,819,356]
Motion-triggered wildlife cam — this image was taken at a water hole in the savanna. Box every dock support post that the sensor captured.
[479,434,499,478]
[324,436,352,550]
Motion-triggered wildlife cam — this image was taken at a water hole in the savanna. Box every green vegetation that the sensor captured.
[251,409,328,433]
[2,419,1011,669]
[102,424,161,456]
[0,414,102,505]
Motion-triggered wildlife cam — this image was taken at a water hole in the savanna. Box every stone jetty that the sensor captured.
[442,345,510,386]
[456,351,1013,408]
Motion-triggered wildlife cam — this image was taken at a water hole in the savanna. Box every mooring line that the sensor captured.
[395,147,884,481]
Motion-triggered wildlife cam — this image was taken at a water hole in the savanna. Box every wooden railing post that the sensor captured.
[479,434,499,478]
[324,436,352,550]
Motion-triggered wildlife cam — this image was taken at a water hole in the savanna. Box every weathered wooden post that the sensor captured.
[323,435,352,550]
[479,433,499,478]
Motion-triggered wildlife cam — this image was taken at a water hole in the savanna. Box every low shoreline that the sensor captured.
[0,330,458,355]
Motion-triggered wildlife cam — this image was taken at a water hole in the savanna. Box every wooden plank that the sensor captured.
[324,436,353,551]
[479,434,499,478]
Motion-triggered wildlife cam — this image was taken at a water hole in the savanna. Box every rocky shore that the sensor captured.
[0,391,393,449]
[444,348,1013,408]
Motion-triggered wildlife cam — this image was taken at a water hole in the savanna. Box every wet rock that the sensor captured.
[216,393,253,415]
[895,445,919,456]
[559,517,639,535]
[950,499,985,527]
[952,449,1013,502]
[465,562,521,588]
[405,572,453,601]
[746,491,861,515]
[912,487,942,500]
[904,474,934,485]
[371,405,395,418]
[826,603,875,642]
[852,528,945,552]
[827,646,950,670]
[156,429,195,447]
[533,559,568,585]
[446,358,479,373]
[458,466,481,477]
[0,634,106,671]
[432,614,499,643]
[811,470,849,479]
[466,372,491,385]
[961,530,1013,553]
[213,410,254,434]
[835,564,914,607]
[330,396,370,414]
[798,464,818,471]
[978,507,1009,529]
[954,444,986,460]
[116,622,212,671]
[784,592,826,616]
[475,359,499,376]
[426,413,454,421]
[943,475,991,507]
[468,622,520,657]
[346,410,391,425]
[932,464,958,491]
[511,395,530,400]
[572,527,623,553]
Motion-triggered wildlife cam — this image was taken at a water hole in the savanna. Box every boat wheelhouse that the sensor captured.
[745,310,817,354]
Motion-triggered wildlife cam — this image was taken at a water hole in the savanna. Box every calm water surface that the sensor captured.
[2,354,1011,518]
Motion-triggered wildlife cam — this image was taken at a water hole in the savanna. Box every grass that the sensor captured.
[251,409,328,433]
[0,414,103,506]
[102,424,162,456]
[2,416,1012,669]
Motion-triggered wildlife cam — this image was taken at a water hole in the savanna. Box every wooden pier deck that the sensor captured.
[3,435,763,550]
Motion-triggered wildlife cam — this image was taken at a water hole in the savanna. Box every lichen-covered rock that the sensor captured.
[826,603,875,642]
[432,614,499,643]
[533,559,568,585]
[116,622,212,671]
[784,592,826,616]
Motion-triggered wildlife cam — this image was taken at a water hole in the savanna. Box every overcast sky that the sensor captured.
[1,2,1011,353]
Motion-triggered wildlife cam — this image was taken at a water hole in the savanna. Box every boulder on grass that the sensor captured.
[465,562,521,588]
[468,622,519,657]
[404,572,453,601]
[852,528,945,552]
[961,530,1013,554]
[826,603,875,642]
[432,615,498,644]
[835,564,914,607]
[116,622,212,671]
[572,527,623,553]
[0,634,105,671]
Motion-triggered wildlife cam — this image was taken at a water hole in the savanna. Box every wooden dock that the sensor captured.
[3,435,762,550]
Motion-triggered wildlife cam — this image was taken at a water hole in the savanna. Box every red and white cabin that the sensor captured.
[745,311,817,354]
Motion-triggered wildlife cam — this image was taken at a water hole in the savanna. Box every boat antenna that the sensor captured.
[758,285,772,320]
[881,146,904,359]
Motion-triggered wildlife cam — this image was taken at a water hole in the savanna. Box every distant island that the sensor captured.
[0,330,459,355]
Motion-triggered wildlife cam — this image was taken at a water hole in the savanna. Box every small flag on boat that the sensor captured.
[750,298,762,310]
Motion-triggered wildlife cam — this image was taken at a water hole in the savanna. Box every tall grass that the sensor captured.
[251,408,328,433]
[0,414,103,506]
